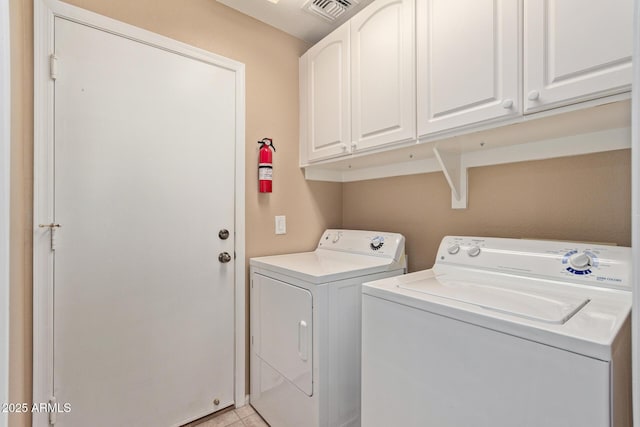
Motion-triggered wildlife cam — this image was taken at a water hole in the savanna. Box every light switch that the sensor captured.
[275,215,286,235]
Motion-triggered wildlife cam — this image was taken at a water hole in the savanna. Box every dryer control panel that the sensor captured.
[317,229,406,262]
[436,236,632,290]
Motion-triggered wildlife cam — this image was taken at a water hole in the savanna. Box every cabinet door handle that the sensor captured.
[341,143,348,152]
[501,99,513,109]
[351,142,358,151]
[527,90,540,101]
[298,320,308,361]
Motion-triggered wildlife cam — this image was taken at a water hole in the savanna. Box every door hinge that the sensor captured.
[49,396,57,425]
[39,223,61,251]
[50,54,58,80]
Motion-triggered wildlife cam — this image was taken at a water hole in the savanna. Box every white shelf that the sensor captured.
[303,100,631,208]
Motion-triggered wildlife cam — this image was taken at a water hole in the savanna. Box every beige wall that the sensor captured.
[9,1,34,426]
[9,1,342,425]
[343,149,632,273]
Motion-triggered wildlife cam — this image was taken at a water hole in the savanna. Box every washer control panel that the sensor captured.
[436,236,631,290]
[318,229,405,261]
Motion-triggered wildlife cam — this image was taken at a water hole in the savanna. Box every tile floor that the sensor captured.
[191,405,269,427]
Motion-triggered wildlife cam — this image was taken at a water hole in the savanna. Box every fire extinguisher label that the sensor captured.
[259,165,272,181]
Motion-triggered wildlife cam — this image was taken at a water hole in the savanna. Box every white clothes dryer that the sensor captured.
[250,229,406,427]
[361,236,632,427]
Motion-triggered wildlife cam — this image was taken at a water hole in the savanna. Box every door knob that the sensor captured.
[501,99,513,109]
[218,252,232,263]
[218,229,230,240]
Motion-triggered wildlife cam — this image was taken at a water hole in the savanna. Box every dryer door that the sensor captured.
[253,274,313,396]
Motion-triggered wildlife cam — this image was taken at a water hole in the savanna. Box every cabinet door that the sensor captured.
[351,0,415,152]
[417,0,520,137]
[524,0,632,113]
[301,23,350,164]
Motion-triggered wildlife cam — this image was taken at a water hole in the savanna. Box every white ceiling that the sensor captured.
[217,0,373,44]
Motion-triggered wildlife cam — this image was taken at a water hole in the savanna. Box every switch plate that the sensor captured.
[275,215,286,235]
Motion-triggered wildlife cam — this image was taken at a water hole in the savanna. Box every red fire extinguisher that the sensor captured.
[258,138,275,193]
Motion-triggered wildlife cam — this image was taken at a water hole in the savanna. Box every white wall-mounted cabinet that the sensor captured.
[524,0,633,113]
[300,23,351,163]
[351,0,415,151]
[300,0,415,166]
[417,0,520,137]
[299,0,633,208]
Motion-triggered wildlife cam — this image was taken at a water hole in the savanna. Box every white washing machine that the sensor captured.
[362,236,632,427]
[250,229,406,427]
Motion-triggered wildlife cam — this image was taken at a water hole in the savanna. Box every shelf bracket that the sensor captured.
[433,145,467,209]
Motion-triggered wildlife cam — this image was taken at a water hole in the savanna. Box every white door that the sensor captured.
[52,17,236,426]
[524,0,633,113]
[417,0,520,137]
[301,22,351,163]
[351,0,416,152]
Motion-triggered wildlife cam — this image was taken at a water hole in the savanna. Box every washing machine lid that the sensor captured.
[250,250,403,284]
[363,269,631,360]
[397,273,590,324]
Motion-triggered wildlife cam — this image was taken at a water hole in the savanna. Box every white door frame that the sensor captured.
[0,0,11,425]
[33,1,246,424]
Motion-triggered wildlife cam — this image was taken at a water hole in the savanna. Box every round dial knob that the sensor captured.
[447,244,460,255]
[332,233,341,243]
[370,236,384,250]
[467,246,481,257]
[569,252,592,270]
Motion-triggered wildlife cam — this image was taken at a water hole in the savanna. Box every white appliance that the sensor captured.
[250,229,406,427]
[362,236,632,427]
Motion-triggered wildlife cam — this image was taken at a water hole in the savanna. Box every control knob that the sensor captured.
[447,243,460,255]
[370,236,384,251]
[569,252,592,270]
[467,246,481,257]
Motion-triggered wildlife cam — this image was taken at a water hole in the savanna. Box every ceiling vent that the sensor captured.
[303,0,357,22]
